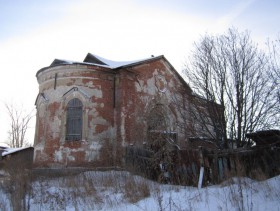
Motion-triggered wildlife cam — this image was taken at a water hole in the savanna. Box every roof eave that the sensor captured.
[35,62,112,78]
[113,55,164,70]
[113,55,193,92]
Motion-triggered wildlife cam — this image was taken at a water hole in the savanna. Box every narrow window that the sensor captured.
[66,98,83,141]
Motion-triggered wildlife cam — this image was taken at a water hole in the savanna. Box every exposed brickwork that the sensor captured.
[33,55,202,168]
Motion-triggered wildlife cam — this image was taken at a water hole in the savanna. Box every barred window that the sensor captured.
[66,98,83,141]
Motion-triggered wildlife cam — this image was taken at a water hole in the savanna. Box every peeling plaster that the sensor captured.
[92,89,103,98]
[146,77,156,95]
[38,104,46,118]
[92,117,108,125]
[34,56,201,168]
[85,141,102,161]
[54,150,63,162]
[50,116,61,139]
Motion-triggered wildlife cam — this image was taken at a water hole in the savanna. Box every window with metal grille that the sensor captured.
[66,98,83,141]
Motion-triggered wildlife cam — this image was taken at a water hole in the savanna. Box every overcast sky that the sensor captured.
[0,0,279,145]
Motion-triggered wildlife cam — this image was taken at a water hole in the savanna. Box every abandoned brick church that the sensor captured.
[33,53,218,167]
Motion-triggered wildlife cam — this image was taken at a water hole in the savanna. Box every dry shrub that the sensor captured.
[153,186,163,211]
[123,176,150,203]
[100,172,116,188]
[98,139,124,167]
[3,158,32,211]
[250,167,268,181]
[233,158,246,177]
[98,139,115,166]
[70,173,103,204]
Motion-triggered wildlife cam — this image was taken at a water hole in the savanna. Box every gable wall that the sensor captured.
[116,59,193,149]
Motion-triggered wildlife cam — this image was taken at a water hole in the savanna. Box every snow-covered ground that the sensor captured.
[0,170,280,210]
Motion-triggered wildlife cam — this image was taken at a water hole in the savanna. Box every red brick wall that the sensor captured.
[34,58,194,168]
[115,59,192,149]
[34,65,116,167]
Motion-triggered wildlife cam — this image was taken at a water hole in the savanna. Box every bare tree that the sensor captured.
[169,84,225,148]
[5,103,34,148]
[267,35,280,112]
[185,28,279,147]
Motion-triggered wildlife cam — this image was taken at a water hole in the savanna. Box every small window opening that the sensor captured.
[66,98,83,141]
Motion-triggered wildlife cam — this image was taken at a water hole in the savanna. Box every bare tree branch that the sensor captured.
[5,103,34,148]
[184,28,279,148]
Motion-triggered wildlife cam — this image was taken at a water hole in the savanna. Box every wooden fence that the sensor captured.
[125,144,280,186]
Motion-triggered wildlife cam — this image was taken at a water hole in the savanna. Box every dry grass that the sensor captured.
[123,175,150,203]
[0,168,279,210]
[28,170,152,209]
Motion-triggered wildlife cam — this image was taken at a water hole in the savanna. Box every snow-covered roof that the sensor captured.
[48,53,163,69]
[36,53,196,91]
[83,53,162,68]
[1,146,33,157]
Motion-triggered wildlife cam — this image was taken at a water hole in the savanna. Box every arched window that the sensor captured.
[148,105,167,131]
[66,98,83,141]
[147,105,177,149]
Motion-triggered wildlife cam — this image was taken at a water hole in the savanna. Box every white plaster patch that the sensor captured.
[86,81,94,87]
[85,151,98,162]
[50,116,61,139]
[34,143,49,161]
[92,86,103,98]
[54,150,63,162]
[92,116,107,125]
[45,87,67,102]
[34,141,44,150]
[145,77,156,95]
[85,141,102,161]
[38,105,46,118]
[67,155,75,161]
[155,75,167,93]
[55,147,86,163]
